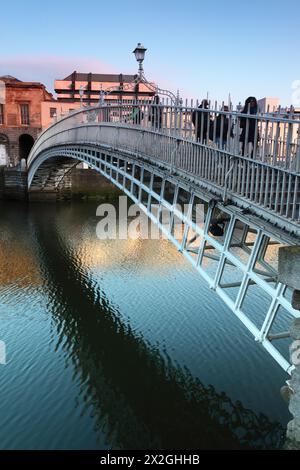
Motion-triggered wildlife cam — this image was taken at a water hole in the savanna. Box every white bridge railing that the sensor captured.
[28,102,300,234]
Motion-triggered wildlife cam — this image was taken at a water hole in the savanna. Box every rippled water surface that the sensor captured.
[0,201,290,449]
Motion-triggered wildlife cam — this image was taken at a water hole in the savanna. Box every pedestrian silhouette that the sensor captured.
[239,97,259,157]
[192,99,212,143]
[149,95,163,130]
[215,105,234,149]
[131,105,144,125]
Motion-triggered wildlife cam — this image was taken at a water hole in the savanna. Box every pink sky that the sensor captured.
[0,55,117,94]
[0,54,184,100]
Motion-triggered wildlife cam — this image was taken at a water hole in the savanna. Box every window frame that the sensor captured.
[20,103,30,125]
[0,104,4,125]
[50,107,57,118]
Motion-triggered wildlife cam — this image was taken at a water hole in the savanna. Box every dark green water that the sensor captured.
[0,201,290,449]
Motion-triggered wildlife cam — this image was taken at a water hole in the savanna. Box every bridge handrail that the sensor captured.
[30,102,300,173]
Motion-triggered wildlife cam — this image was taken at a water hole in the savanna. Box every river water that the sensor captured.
[0,200,290,449]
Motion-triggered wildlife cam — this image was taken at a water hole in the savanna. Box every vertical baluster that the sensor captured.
[280,172,287,215]
[252,113,259,161]
[285,173,292,217]
[206,100,211,144]
[286,118,293,171]
[262,114,275,163]
[269,168,275,209]
[292,176,298,220]
[272,122,280,166]
[234,110,240,156]
[226,107,232,153]
[295,122,300,172]
[219,102,224,150]
[189,99,193,140]
[243,102,250,157]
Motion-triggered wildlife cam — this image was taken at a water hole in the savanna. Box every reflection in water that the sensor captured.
[0,213,41,289]
[26,203,284,450]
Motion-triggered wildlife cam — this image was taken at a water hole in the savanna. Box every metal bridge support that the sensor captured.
[285,319,300,448]
[279,246,300,448]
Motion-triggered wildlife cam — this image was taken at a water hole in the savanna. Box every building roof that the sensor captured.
[62,71,137,82]
[0,75,47,88]
[0,75,54,101]
[0,75,21,83]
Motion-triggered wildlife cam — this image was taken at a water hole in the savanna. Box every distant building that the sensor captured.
[258,97,300,117]
[54,71,156,105]
[257,97,300,159]
[41,100,82,129]
[0,75,53,166]
[0,71,158,167]
[258,97,280,113]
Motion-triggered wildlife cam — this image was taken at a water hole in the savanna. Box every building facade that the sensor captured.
[258,97,280,113]
[0,76,53,167]
[54,71,156,105]
[0,72,158,167]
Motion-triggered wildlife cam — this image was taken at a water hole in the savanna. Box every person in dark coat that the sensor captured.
[131,105,144,125]
[215,105,234,149]
[149,95,163,130]
[192,99,212,143]
[239,96,259,156]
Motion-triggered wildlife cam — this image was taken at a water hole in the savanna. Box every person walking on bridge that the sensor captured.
[239,96,259,157]
[130,105,144,125]
[149,94,163,131]
[215,105,234,149]
[192,99,212,144]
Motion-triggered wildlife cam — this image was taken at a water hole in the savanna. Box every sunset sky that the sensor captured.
[1,0,299,106]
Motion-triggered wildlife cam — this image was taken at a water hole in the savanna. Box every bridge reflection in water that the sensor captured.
[26,204,284,450]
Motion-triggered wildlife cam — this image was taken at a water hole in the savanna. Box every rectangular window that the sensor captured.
[69,109,74,113]
[20,104,29,125]
[50,107,57,118]
[0,104,3,124]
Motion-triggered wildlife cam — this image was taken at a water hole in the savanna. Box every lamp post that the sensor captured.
[79,85,85,106]
[97,43,177,105]
[99,84,105,106]
[133,43,147,79]
[132,43,177,104]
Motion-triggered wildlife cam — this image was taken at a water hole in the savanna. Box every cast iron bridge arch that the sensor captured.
[27,103,300,374]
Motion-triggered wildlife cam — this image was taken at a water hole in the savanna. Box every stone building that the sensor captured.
[0,75,53,167]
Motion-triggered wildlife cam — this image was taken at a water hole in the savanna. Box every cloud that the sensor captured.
[0,55,117,94]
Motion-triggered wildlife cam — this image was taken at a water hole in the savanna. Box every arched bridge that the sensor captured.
[27,102,300,374]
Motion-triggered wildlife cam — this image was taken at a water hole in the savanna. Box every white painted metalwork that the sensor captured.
[29,107,300,236]
[27,102,300,374]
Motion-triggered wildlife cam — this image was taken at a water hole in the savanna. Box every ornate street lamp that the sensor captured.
[132,43,178,103]
[97,43,178,105]
[133,43,147,79]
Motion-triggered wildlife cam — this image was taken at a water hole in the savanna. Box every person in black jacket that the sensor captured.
[239,97,259,156]
[215,105,234,149]
[149,95,163,130]
[192,99,212,143]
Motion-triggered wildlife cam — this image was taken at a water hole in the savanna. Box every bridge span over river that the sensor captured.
[27,101,300,379]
